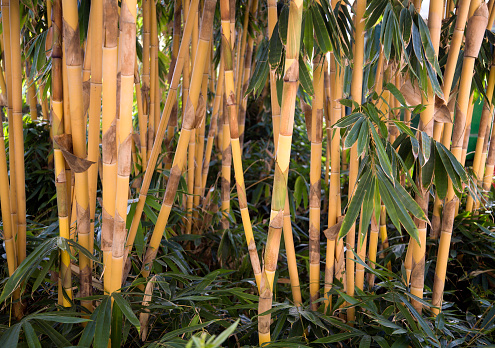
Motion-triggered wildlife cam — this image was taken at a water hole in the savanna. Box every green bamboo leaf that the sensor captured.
[397,294,436,341]
[370,123,393,180]
[377,169,419,244]
[437,142,468,182]
[339,170,372,240]
[159,321,215,343]
[412,23,423,66]
[333,113,362,129]
[360,335,372,348]
[79,307,99,347]
[434,146,448,200]
[279,6,289,45]
[417,16,442,77]
[299,54,314,96]
[312,4,332,53]
[436,142,462,191]
[393,121,415,138]
[399,8,412,44]
[344,117,364,149]
[357,120,369,157]
[360,176,375,247]
[422,146,435,188]
[269,22,283,67]
[33,320,72,347]
[111,301,123,348]
[0,323,21,347]
[23,321,41,348]
[94,296,112,348]
[113,293,141,334]
[385,82,407,107]
[365,0,387,30]
[303,11,313,57]
[392,178,426,221]
[313,332,362,343]
[0,238,58,302]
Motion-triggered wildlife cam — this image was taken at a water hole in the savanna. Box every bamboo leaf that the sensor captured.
[299,54,314,96]
[370,123,393,180]
[313,332,362,343]
[23,321,41,348]
[0,323,21,347]
[312,4,332,53]
[279,6,289,45]
[94,296,112,348]
[360,176,375,247]
[357,120,369,157]
[33,320,72,347]
[269,22,283,67]
[436,142,462,191]
[303,10,313,57]
[434,146,448,200]
[421,131,431,163]
[339,170,372,240]
[113,293,141,334]
[385,83,407,107]
[79,307,99,347]
[344,117,364,149]
[111,301,123,348]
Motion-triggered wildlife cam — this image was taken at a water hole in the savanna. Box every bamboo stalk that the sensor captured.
[258,0,303,342]
[51,0,72,307]
[139,0,216,281]
[1,0,18,264]
[432,2,488,316]
[309,56,324,309]
[431,0,472,238]
[10,0,27,267]
[346,0,366,324]
[62,0,92,312]
[88,0,103,279]
[220,6,264,290]
[123,0,202,271]
[466,55,495,211]
[26,62,38,122]
[221,96,231,229]
[109,0,137,295]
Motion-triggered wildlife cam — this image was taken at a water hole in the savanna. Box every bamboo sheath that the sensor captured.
[123,0,201,269]
[62,0,93,311]
[109,0,137,295]
[431,0,472,238]
[10,0,27,267]
[466,53,495,212]
[258,0,303,343]
[139,0,217,280]
[50,0,72,307]
[409,0,443,314]
[346,0,366,324]
[432,2,488,316]
[266,0,301,307]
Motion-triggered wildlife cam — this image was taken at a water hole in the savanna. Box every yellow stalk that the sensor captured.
[309,56,324,309]
[51,0,72,307]
[431,0,472,238]
[139,0,217,281]
[109,0,138,295]
[123,0,202,272]
[221,97,231,229]
[62,0,92,312]
[432,1,488,316]
[346,0,366,324]
[466,56,495,211]
[102,0,119,294]
[26,62,38,122]
[259,0,303,342]
[10,0,27,267]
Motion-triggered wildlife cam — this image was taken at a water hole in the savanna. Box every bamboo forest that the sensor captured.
[4,0,495,346]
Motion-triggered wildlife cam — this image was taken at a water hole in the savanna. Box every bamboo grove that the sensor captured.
[2,0,495,346]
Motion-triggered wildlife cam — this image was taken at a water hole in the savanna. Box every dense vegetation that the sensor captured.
[1,0,495,346]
